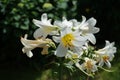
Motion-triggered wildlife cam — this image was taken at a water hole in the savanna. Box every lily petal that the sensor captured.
[86,34,96,44]
[55,43,67,57]
[87,17,96,27]
[33,19,42,28]
[98,59,104,67]
[41,13,47,22]
[26,51,33,58]
[105,60,111,68]
[52,36,61,43]
[33,28,47,39]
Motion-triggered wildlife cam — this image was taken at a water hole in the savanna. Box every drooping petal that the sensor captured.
[75,62,82,69]
[55,43,67,57]
[22,47,33,53]
[26,51,33,58]
[105,60,111,68]
[86,34,96,44]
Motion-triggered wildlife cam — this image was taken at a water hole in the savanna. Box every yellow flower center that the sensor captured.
[72,54,79,59]
[61,33,75,47]
[103,55,109,62]
[85,60,93,69]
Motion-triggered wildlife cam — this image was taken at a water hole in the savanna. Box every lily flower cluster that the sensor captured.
[21,13,116,77]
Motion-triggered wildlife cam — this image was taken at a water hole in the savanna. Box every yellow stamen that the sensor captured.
[61,33,75,47]
[85,60,93,69]
[103,55,109,62]
[72,54,79,59]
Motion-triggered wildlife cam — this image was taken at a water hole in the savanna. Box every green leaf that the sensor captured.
[20,25,29,30]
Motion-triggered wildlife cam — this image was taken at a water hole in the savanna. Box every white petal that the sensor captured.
[61,27,72,37]
[87,17,96,27]
[109,54,114,61]
[26,51,33,58]
[72,36,86,47]
[112,47,117,54]
[70,19,81,27]
[62,19,73,28]
[54,20,62,28]
[52,36,61,43]
[72,40,85,47]
[55,43,67,57]
[105,61,111,68]
[75,62,81,69]
[49,31,58,35]
[95,49,106,54]
[21,38,37,48]
[84,57,90,62]
[92,27,100,33]
[92,65,98,72]
[86,34,96,44]
[72,47,83,56]
[80,16,86,26]
[22,47,33,53]
[33,28,47,39]
[41,13,47,21]
[33,19,42,28]
[105,40,110,46]
[98,60,104,67]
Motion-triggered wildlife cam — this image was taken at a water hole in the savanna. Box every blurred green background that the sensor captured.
[0,0,120,80]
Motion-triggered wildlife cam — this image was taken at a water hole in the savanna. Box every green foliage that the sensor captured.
[0,0,78,39]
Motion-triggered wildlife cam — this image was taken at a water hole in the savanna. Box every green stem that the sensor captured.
[59,58,63,80]
[87,76,89,80]
[59,64,62,80]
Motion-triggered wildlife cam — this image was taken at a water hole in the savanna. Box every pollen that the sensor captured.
[72,54,79,59]
[85,60,93,69]
[103,55,109,62]
[61,33,75,47]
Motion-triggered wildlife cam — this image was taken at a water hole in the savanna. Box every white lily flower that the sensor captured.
[69,19,81,31]
[65,50,81,59]
[76,16,100,44]
[21,34,55,58]
[53,27,86,57]
[33,13,58,39]
[65,50,81,67]
[81,57,98,73]
[95,40,116,68]
[54,17,73,30]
